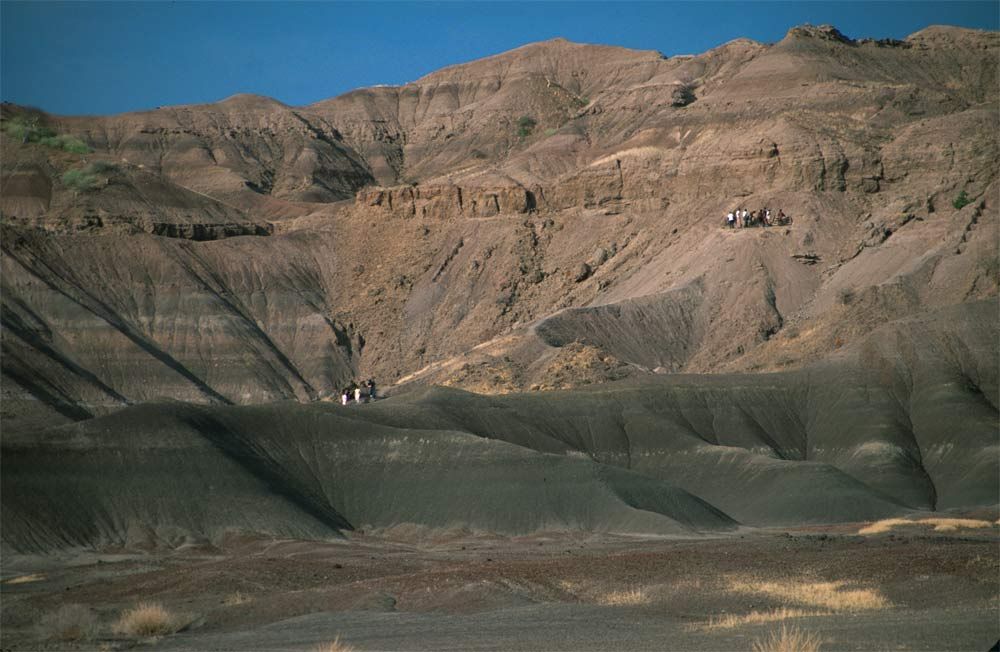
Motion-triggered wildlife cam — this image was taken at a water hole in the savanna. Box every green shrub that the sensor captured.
[517,115,537,138]
[39,134,90,153]
[2,115,53,142]
[62,168,99,192]
[952,190,971,210]
[4,120,31,142]
[86,160,118,174]
[60,137,91,154]
[2,116,89,152]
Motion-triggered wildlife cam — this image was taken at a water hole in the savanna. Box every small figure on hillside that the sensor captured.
[366,378,377,400]
[341,388,349,406]
[765,208,772,226]
[354,383,362,403]
[727,211,735,228]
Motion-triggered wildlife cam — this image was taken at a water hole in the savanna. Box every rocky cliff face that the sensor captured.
[1,25,997,431]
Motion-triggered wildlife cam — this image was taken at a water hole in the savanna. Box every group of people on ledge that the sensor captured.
[341,379,377,405]
[725,207,791,228]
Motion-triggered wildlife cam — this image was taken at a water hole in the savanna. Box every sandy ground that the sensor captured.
[2,522,997,652]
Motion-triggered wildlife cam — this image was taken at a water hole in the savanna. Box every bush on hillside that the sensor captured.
[517,115,537,138]
[38,134,91,153]
[3,119,33,142]
[2,115,90,153]
[62,168,99,193]
[2,115,55,142]
[86,160,118,174]
[952,190,971,210]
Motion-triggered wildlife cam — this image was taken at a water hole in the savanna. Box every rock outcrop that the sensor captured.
[356,182,537,219]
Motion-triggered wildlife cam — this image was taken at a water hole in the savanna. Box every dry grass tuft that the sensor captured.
[37,603,98,641]
[5,572,46,585]
[926,518,993,531]
[752,624,824,652]
[729,578,889,612]
[223,590,252,606]
[858,518,910,534]
[556,579,583,594]
[556,581,651,606]
[314,637,355,652]
[706,607,826,630]
[859,517,994,535]
[596,587,648,606]
[112,602,179,638]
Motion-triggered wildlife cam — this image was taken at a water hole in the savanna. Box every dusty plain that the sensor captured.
[3,520,998,651]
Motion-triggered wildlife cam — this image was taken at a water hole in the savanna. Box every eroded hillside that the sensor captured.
[1,24,997,432]
[4,299,996,550]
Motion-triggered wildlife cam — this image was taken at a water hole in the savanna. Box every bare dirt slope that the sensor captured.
[0,25,997,538]
[2,25,996,431]
[3,299,995,552]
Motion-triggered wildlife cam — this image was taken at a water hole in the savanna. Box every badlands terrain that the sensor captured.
[1,24,998,651]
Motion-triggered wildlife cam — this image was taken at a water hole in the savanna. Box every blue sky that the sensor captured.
[2,1,997,115]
